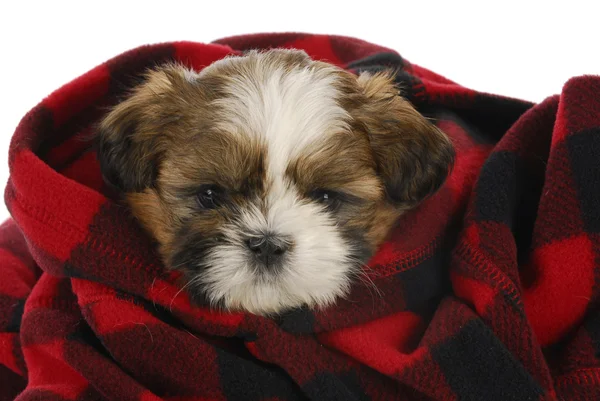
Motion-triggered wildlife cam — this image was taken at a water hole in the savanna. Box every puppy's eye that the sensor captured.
[196,185,224,209]
[309,189,344,210]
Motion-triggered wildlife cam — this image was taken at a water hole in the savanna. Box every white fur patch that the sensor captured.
[182,68,199,83]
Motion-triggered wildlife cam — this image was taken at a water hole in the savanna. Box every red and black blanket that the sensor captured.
[1,32,600,401]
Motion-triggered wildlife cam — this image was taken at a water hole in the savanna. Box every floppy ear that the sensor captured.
[357,71,454,208]
[96,65,187,193]
[96,102,159,193]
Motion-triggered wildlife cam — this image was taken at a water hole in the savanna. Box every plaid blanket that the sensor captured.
[1,32,599,401]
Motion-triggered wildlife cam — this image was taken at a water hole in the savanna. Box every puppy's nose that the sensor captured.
[246,236,289,268]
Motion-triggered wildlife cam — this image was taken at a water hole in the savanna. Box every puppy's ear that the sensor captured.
[357,71,454,208]
[96,100,159,193]
[96,65,187,193]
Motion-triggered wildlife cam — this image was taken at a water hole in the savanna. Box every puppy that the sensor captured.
[96,49,454,316]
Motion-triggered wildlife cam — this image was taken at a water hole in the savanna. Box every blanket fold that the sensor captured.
[1,32,599,401]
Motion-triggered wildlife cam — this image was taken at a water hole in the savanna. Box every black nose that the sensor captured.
[246,236,290,267]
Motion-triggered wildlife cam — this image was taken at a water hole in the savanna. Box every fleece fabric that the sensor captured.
[1,32,600,401]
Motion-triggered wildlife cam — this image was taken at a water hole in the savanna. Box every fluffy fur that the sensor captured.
[96,49,454,316]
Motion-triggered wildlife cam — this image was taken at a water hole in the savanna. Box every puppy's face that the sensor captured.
[97,50,453,316]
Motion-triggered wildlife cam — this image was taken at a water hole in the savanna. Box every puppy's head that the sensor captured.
[96,49,453,315]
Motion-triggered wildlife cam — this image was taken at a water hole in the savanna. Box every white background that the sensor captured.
[0,1,598,221]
